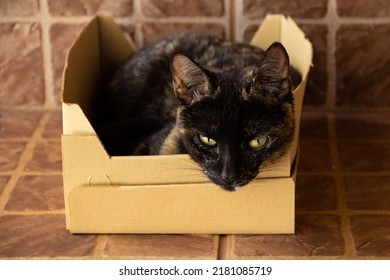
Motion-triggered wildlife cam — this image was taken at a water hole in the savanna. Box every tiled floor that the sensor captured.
[0,109,389,259]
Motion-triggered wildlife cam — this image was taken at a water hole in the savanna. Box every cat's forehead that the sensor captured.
[216,66,257,83]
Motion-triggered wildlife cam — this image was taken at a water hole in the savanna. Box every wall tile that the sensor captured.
[335,113,390,140]
[50,23,84,104]
[141,22,226,45]
[299,24,328,107]
[142,0,224,17]
[5,175,64,211]
[48,0,133,17]
[0,215,97,257]
[230,215,344,257]
[242,25,259,44]
[0,23,44,106]
[337,0,390,18]
[350,215,390,257]
[0,0,39,16]
[344,176,390,211]
[336,24,390,108]
[243,0,328,19]
[338,142,390,172]
[0,110,42,139]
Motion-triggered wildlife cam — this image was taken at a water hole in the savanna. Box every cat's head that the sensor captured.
[171,42,295,191]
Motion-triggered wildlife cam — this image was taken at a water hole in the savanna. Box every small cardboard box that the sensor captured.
[61,15,312,234]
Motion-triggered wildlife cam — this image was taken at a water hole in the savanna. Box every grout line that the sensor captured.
[325,0,339,111]
[0,112,52,212]
[132,0,145,48]
[39,0,55,108]
[225,0,232,40]
[327,113,356,258]
[92,235,109,258]
[217,235,228,260]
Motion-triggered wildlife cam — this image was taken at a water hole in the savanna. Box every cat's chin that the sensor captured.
[219,184,239,192]
[210,178,248,192]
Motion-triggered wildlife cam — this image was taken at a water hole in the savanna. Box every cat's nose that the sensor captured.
[221,169,237,185]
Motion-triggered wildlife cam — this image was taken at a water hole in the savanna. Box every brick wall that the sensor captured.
[1,0,389,111]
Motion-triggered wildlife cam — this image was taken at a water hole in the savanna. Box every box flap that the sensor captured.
[61,16,134,136]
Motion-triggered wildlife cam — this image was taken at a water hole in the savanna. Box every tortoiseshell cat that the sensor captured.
[99,34,301,191]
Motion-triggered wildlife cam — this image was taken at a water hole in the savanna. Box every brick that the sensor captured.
[0,23,44,106]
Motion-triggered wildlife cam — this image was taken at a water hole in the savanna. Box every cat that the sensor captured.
[98,34,301,191]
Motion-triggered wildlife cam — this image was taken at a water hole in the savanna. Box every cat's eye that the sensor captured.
[249,136,267,149]
[199,135,217,147]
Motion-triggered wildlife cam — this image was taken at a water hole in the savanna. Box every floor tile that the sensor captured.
[104,234,218,259]
[350,215,390,257]
[0,142,26,172]
[0,110,42,139]
[24,141,62,172]
[228,215,344,258]
[0,23,45,106]
[296,175,337,211]
[42,111,62,140]
[335,113,390,140]
[0,176,10,196]
[0,215,97,258]
[298,142,334,172]
[338,142,390,172]
[344,176,390,211]
[5,175,64,211]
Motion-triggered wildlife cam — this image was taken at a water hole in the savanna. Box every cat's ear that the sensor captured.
[257,42,292,102]
[171,53,211,104]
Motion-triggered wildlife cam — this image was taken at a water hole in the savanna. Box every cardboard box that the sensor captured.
[61,15,312,234]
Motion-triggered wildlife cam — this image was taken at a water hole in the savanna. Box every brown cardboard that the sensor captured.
[61,15,312,234]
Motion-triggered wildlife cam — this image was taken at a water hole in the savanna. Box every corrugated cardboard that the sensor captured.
[61,15,312,234]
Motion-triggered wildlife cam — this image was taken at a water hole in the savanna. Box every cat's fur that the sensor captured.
[98,34,300,191]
